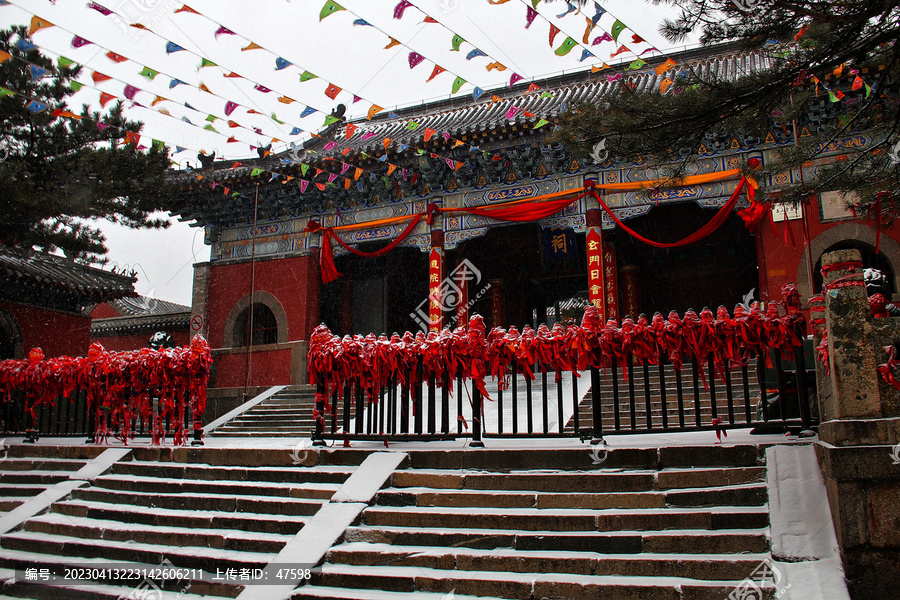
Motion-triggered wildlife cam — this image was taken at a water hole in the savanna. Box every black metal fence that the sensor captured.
[0,390,195,442]
[312,343,816,446]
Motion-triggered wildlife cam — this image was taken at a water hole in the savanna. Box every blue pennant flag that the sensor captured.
[353,18,371,26]
[472,87,485,101]
[26,100,47,113]
[16,39,37,52]
[275,57,291,71]
[290,127,303,135]
[299,106,316,118]
[29,65,48,81]
[165,41,185,54]
[466,49,487,61]
[170,78,186,88]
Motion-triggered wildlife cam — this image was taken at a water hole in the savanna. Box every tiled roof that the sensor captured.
[91,311,190,337]
[0,246,136,302]
[110,296,190,317]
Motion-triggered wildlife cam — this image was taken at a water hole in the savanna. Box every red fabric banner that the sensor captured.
[588,177,754,249]
[316,214,424,283]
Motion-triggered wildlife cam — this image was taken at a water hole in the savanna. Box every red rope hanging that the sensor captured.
[586,177,754,248]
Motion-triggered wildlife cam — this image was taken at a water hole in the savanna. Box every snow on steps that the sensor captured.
[0,451,360,599]
[292,449,778,600]
[0,447,96,513]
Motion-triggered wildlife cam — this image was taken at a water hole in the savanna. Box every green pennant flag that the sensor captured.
[232,192,240,197]
[206,114,218,122]
[199,58,217,68]
[300,71,317,82]
[864,83,871,98]
[0,87,14,97]
[57,56,75,68]
[554,37,578,57]
[139,66,159,80]
[204,124,218,132]
[69,81,84,92]
[319,0,345,21]
[828,91,840,103]
[450,34,464,52]
[151,139,165,150]
[540,91,554,98]
[627,58,646,70]
[533,119,549,129]
[323,115,339,126]
[301,164,309,176]
[251,167,264,176]
[406,122,419,131]
[451,76,465,94]
[611,20,626,42]
[531,0,540,8]
[271,113,285,124]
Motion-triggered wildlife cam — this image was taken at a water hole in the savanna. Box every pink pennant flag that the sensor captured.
[408,52,425,69]
[525,7,538,28]
[324,141,338,150]
[505,106,520,119]
[361,131,376,141]
[394,0,414,19]
[299,180,309,193]
[445,158,455,169]
[340,162,350,175]
[123,85,140,100]
[327,173,337,183]
[214,26,235,38]
[254,84,271,93]
[509,73,523,87]
[224,101,238,115]
[96,122,109,131]
[87,2,112,15]
[72,36,92,48]
[592,32,613,46]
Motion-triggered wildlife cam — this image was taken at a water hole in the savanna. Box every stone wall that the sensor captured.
[815,249,900,599]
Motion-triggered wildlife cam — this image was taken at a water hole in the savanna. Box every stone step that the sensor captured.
[208,431,312,437]
[326,542,768,581]
[390,465,766,492]
[289,587,487,600]
[0,458,89,472]
[360,505,769,532]
[89,474,339,500]
[375,483,766,509]
[0,530,275,573]
[344,525,770,554]
[0,483,58,497]
[70,487,325,516]
[110,461,353,485]
[0,548,240,598]
[216,424,313,431]
[299,564,776,600]
[52,499,310,535]
[21,512,294,554]
[0,471,74,485]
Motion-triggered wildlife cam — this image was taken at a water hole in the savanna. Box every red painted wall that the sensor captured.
[206,253,319,349]
[0,300,90,357]
[214,349,292,388]
[90,303,122,319]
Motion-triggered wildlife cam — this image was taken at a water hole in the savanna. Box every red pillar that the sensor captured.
[586,201,606,318]
[428,226,444,332]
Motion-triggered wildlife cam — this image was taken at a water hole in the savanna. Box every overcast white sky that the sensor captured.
[2,0,696,305]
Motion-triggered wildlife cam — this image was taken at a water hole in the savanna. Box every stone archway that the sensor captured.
[796,223,900,299]
[223,291,289,348]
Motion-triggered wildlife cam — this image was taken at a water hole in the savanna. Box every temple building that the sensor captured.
[170,42,897,391]
[0,247,137,359]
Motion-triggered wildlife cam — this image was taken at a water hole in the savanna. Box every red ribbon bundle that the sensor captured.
[0,335,212,445]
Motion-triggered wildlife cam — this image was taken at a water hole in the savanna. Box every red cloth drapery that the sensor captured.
[315,213,424,284]
[456,195,582,222]
[588,177,756,249]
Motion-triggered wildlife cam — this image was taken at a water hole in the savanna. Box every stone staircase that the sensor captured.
[211,385,318,437]
[295,445,778,600]
[0,443,802,599]
[0,447,357,599]
[0,446,105,513]
[566,359,761,434]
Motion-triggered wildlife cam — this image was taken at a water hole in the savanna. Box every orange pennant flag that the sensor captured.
[385,37,401,49]
[242,42,262,51]
[527,83,541,93]
[654,58,677,75]
[0,50,11,64]
[324,83,341,100]
[223,72,242,78]
[660,78,674,94]
[316,182,326,191]
[175,5,201,15]
[344,178,351,189]
[151,95,167,106]
[367,105,382,120]
[99,92,116,107]
[29,16,54,35]
[345,123,358,140]
[383,137,393,149]
[199,83,211,93]
[227,120,239,128]
[92,72,112,84]
[423,128,436,141]
[387,164,397,175]
[591,63,611,73]
[427,65,446,82]
[106,51,128,63]
[278,96,295,104]
[490,95,502,103]
[486,62,506,72]
[354,167,363,180]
